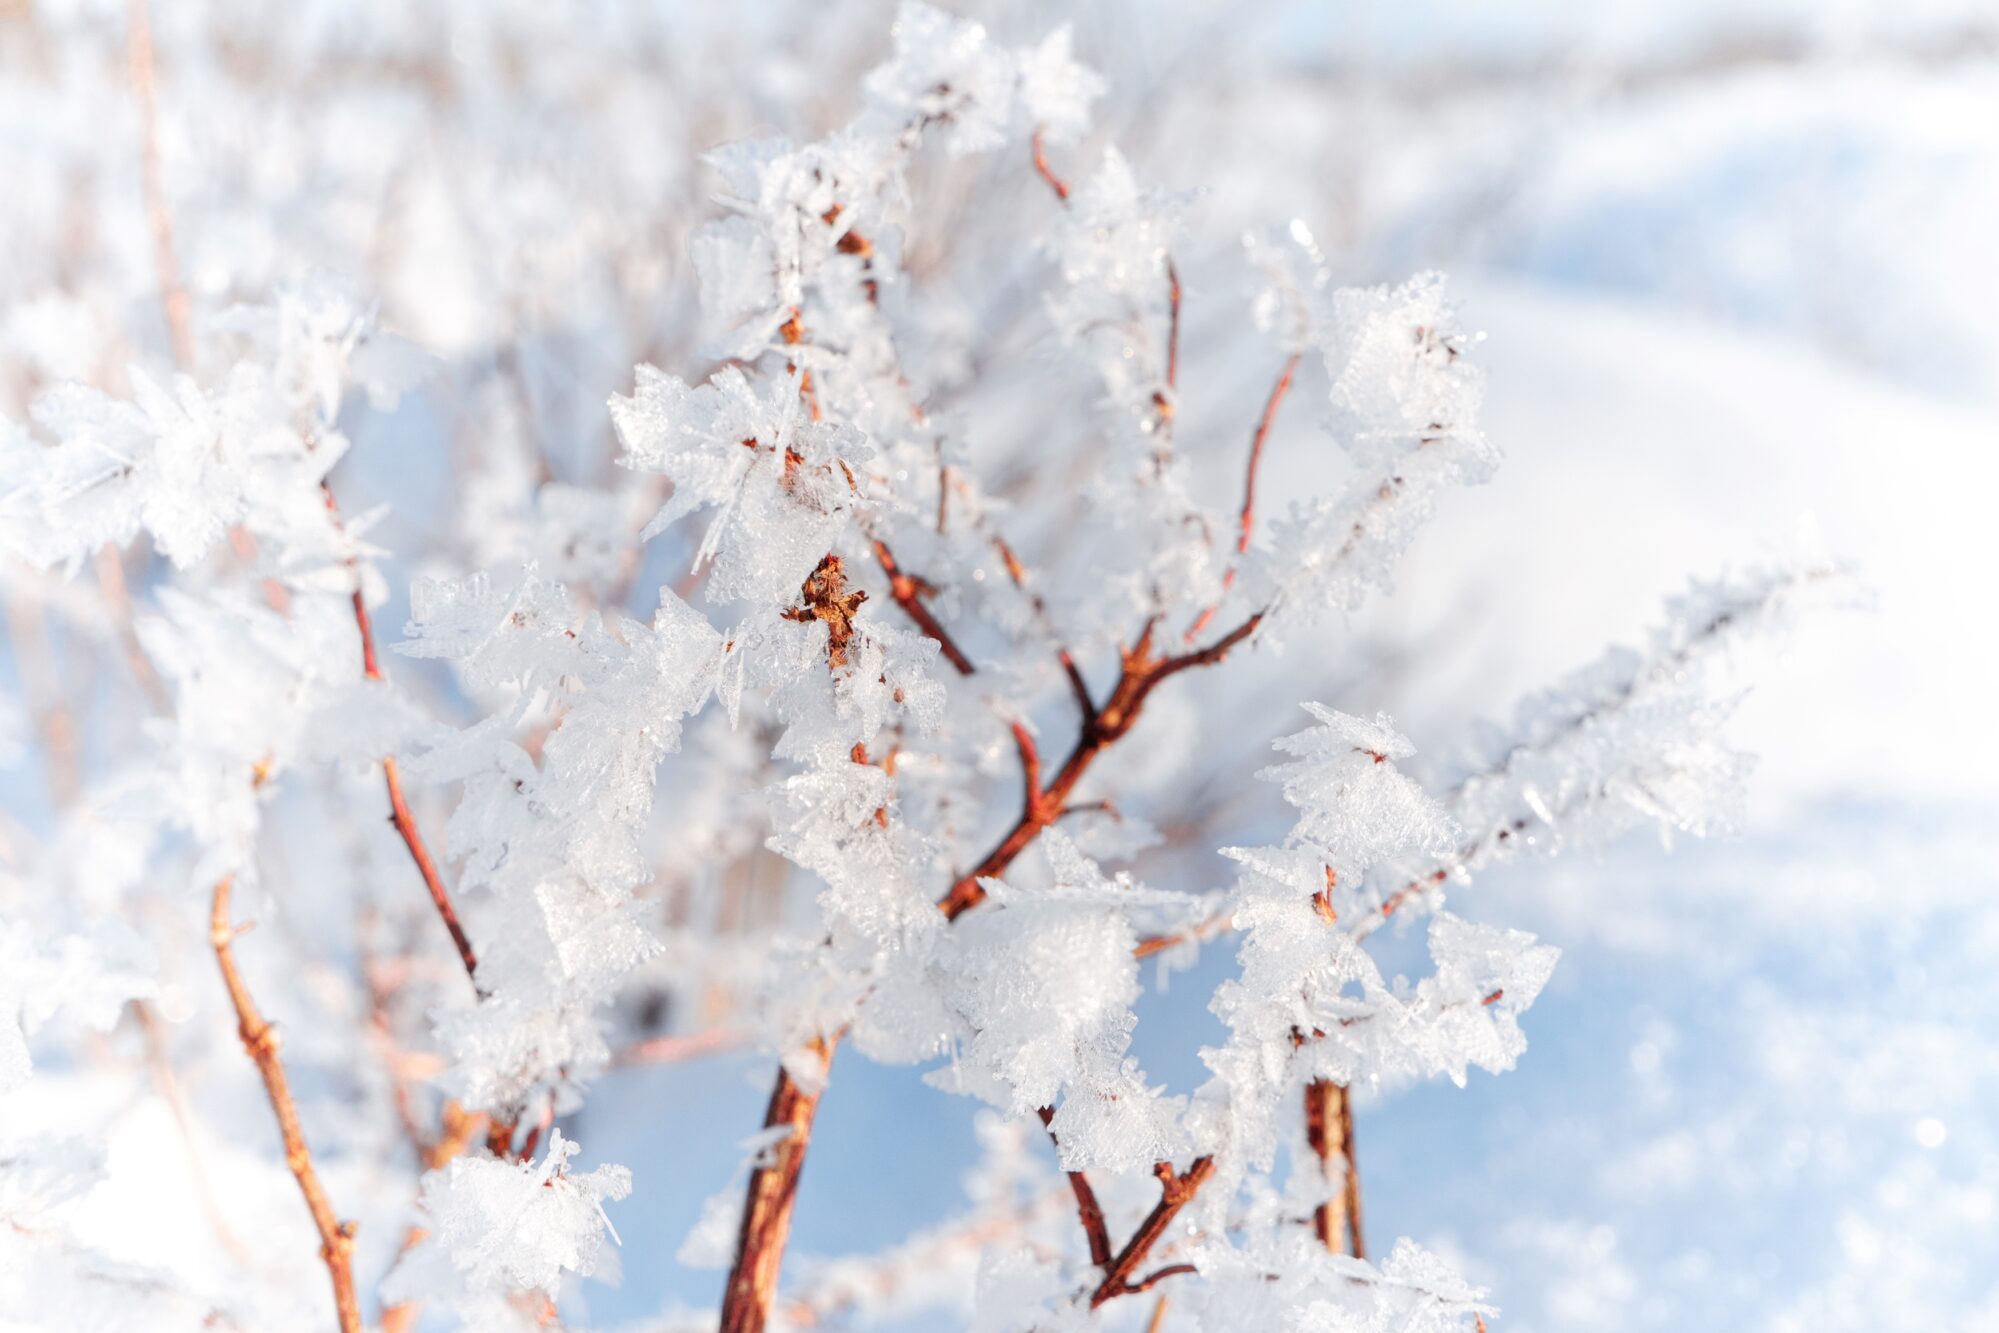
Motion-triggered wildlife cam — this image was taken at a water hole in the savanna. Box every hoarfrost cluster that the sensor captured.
[0,4,1847,1332]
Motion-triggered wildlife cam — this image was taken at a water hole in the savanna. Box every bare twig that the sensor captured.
[940,613,1262,921]
[1236,355,1301,557]
[209,875,361,1333]
[1304,1079,1364,1258]
[1089,1156,1215,1307]
[126,0,192,369]
[872,538,975,676]
[720,1040,832,1333]
[1336,1083,1364,1259]
[322,486,480,987]
[1031,129,1072,203]
[991,533,1093,718]
[1127,1263,1199,1296]
[610,1026,750,1068]
[1132,909,1232,960]
[1187,352,1301,640]
[1037,1105,1113,1271]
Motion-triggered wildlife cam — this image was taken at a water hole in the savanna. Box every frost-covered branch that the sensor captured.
[1089,1155,1216,1308]
[0,5,1848,1329]
[210,873,361,1333]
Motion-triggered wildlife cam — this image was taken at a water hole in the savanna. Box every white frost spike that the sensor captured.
[930,832,1188,1170]
[404,1130,631,1297]
[1044,148,1188,422]
[398,566,584,693]
[1408,913,1561,1087]
[10,373,244,571]
[1449,559,1854,864]
[610,365,874,606]
[1204,706,1550,1178]
[0,919,156,1093]
[1246,221,1332,354]
[930,884,1127,1115]
[864,3,1018,156]
[1260,706,1459,880]
[1017,26,1105,146]
[1324,272,1489,476]
[1256,274,1498,631]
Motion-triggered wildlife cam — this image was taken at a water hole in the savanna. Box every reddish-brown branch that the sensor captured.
[720,258,1262,1304]
[1135,855,1452,959]
[127,0,192,369]
[1337,1082,1364,1259]
[991,533,1094,718]
[1235,353,1300,558]
[1127,1263,1199,1296]
[1304,1077,1335,1249]
[1038,1105,1113,1271]
[1132,908,1231,960]
[322,486,481,987]
[1089,1156,1215,1307]
[719,1041,832,1333]
[939,613,1260,920]
[380,752,478,980]
[210,875,361,1333]
[1188,353,1301,640]
[610,1025,749,1068]
[1007,719,1051,827]
[719,611,1259,1312]
[1149,261,1184,430]
[1031,129,1072,203]
[871,539,975,676]
[722,565,869,1333]
[1304,1079,1364,1258]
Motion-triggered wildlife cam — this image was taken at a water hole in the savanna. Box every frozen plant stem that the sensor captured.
[940,612,1263,920]
[872,538,975,675]
[126,0,192,369]
[1030,128,1073,203]
[325,486,481,988]
[721,555,870,1333]
[1188,352,1302,640]
[720,1039,831,1333]
[1304,1078,1365,1259]
[209,874,361,1333]
[1039,1104,1114,1270]
[720,611,1260,1329]
[1089,1156,1216,1307]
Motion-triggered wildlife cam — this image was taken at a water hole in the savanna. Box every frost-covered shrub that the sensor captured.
[0,5,1847,1332]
